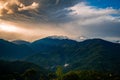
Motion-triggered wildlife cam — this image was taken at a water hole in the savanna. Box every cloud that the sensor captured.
[0,0,83,22]
[67,2,120,23]
[0,0,39,16]
[68,2,118,17]
[55,0,60,5]
[0,20,70,41]
[18,2,39,11]
[62,2,120,39]
[0,1,120,41]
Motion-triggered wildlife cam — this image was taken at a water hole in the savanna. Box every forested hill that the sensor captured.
[0,37,120,73]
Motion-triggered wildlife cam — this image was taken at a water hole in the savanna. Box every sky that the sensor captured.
[0,0,120,42]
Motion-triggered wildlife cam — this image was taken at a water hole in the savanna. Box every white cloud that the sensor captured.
[68,2,118,17]
[61,2,120,40]
[66,2,120,25]
[18,2,39,11]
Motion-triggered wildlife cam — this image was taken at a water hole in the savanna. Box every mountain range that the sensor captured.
[0,36,120,73]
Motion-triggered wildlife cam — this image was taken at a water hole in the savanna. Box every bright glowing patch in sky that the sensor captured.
[0,23,18,32]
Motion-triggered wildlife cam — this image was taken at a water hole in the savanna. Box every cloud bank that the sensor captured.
[0,0,120,41]
[62,2,120,40]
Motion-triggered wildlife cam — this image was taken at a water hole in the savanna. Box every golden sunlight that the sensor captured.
[0,23,19,32]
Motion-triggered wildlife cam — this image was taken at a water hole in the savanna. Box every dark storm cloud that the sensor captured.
[0,0,83,23]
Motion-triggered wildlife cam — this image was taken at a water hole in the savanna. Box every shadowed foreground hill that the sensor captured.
[0,60,48,80]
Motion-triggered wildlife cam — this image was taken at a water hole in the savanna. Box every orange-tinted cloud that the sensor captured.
[0,0,39,16]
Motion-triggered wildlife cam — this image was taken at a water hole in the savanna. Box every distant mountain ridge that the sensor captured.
[0,36,120,73]
[0,39,33,60]
[31,36,77,53]
[12,40,30,45]
[0,36,77,59]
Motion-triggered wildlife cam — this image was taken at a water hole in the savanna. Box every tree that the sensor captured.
[22,68,38,80]
[48,73,57,80]
[56,66,63,80]
[62,71,79,80]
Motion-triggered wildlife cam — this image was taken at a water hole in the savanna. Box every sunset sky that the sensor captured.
[0,0,120,42]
